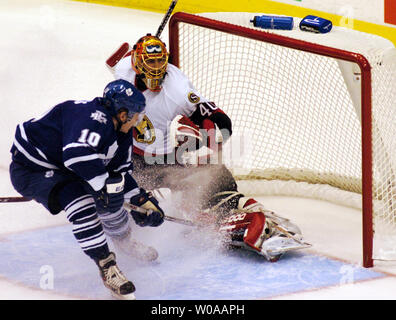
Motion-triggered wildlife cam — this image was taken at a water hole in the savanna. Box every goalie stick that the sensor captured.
[0,196,30,203]
[1,196,311,248]
[106,0,178,72]
[155,0,178,38]
[0,195,199,229]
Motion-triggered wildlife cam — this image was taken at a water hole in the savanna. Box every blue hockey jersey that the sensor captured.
[10,98,133,191]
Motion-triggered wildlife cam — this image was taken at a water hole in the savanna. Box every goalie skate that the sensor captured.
[229,233,311,261]
[260,234,311,258]
[259,214,312,261]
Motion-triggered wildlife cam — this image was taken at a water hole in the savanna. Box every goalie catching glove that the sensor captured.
[169,115,203,150]
[129,188,165,227]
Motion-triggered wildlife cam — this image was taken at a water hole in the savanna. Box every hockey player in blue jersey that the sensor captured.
[9,79,165,300]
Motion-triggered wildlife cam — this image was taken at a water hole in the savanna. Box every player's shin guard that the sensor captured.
[97,208,131,238]
[219,210,272,252]
[58,183,110,261]
[64,195,110,260]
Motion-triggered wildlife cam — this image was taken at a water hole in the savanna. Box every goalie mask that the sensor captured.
[132,34,169,92]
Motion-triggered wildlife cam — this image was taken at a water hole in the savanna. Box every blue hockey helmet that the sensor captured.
[103,79,146,118]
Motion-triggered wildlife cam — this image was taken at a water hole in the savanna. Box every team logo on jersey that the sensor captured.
[126,88,133,96]
[90,110,107,124]
[188,92,200,104]
[134,115,156,144]
[45,170,54,178]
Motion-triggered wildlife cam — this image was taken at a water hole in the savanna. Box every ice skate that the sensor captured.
[97,252,136,300]
[112,231,159,262]
[259,234,311,258]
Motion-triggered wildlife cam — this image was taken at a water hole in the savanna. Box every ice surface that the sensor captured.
[0,218,385,300]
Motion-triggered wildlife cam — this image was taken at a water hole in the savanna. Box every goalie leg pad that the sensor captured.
[243,212,269,251]
[238,197,266,212]
[219,211,271,252]
[239,197,302,236]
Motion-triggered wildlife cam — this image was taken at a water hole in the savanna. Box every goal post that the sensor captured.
[168,12,396,267]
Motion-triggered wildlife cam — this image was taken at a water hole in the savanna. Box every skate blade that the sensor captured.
[111,291,136,300]
[266,243,312,254]
[261,235,312,255]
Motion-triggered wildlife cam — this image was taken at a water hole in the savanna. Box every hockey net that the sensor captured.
[168,12,396,267]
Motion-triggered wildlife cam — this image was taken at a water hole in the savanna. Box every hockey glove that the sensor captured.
[169,115,203,150]
[129,189,164,227]
[92,172,125,214]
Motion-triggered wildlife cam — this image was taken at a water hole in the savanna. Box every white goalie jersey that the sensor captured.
[114,57,210,155]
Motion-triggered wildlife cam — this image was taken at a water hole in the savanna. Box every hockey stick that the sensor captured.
[155,0,178,38]
[123,202,197,227]
[0,196,197,228]
[0,196,30,203]
[106,42,131,72]
[1,195,310,248]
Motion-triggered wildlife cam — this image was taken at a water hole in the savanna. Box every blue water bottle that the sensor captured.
[250,15,294,30]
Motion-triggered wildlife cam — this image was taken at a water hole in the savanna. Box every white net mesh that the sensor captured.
[171,12,396,261]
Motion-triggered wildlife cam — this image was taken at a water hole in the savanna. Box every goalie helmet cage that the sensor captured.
[169,12,396,268]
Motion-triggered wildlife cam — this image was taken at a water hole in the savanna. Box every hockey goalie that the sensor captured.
[107,34,311,262]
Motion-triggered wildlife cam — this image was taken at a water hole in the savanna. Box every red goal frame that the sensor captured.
[169,11,374,267]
